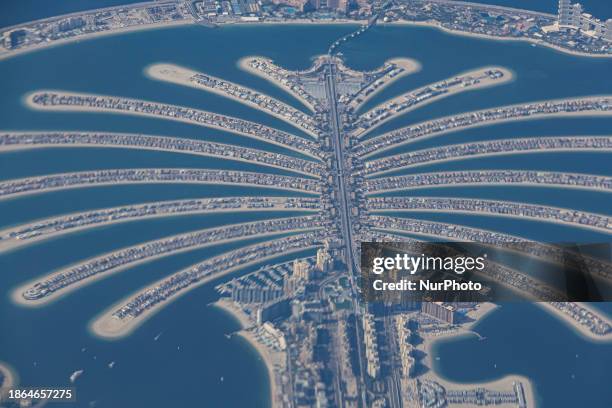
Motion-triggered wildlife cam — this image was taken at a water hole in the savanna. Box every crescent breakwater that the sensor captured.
[25,91,324,160]
[12,215,326,306]
[0,132,325,178]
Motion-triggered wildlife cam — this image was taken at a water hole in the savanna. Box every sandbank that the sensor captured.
[369,204,612,235]
[0,361,18,403]
[366,178,612,194]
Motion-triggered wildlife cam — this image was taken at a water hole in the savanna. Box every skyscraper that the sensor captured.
[558,0,572,26]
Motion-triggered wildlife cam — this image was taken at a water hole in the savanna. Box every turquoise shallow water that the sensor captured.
[0,23,610,407]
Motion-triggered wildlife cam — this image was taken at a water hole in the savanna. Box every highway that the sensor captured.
[325,59,369,408]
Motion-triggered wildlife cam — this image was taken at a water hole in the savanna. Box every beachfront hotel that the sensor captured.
[558,0,612,41]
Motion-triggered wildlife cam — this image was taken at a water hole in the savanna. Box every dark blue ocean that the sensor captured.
[0,19,610,408]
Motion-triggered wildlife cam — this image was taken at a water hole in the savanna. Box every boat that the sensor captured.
[108,361,116,369]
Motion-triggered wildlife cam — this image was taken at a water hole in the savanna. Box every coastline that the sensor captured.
[237,330,281,408]
[0,142,320,178]
[0,16,610,64]
[0,204,316,254]
[214,298,281,408]
[23,91,322,161]
[0,361,17,402]
[385,20,612,59]
[348,57,423,112]
[357,66,515,138]
[0,19,193,62]
[144,63,319,138]
[420,303,538,408]
[89,245,315,340]
[369,205,612,235]
[535,302,612,343]
[12,227,318,308]
[237,56,317,113]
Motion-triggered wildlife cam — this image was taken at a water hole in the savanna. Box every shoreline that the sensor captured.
[24,91,322,161]
[11,226,318,308]
[144,63,319,138]
[385,20,612,59]
[0,17,609,64]
[0,142,320,179]
[89,245,315,340]
[213,298,254,329]
[357,66,515,137]
[0,203,315,253]
[421,303,538,408]
[535,302,612,343]
[348,57,423,112]
[214,298,281,408]
[237,330,281,408]
[360,105,612,152]
[369,206,612,235]
[0,361,17,402]
[237,56,317,113]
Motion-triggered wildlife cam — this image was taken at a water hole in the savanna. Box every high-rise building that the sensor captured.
[293,259,312,280]
[316,248,334,272]
[421,302,456,324]
[558,0,572,26]
[557,0,611,42]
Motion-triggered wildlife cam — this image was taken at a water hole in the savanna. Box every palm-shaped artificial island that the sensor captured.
[1,49,611,407]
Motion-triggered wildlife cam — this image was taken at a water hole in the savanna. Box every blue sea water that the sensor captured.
[0,22,610,408]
